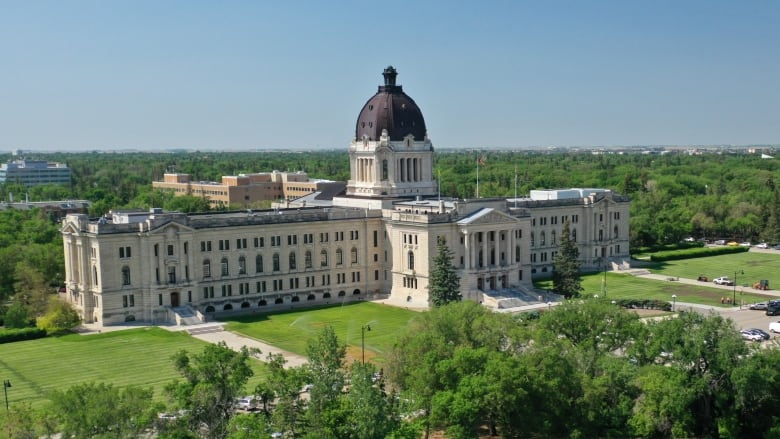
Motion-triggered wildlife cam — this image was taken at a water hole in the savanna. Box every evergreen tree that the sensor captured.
[552,220,583,298]
[428,237,461,307]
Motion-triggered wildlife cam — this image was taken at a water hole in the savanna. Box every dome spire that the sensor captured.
[383,66,397,86]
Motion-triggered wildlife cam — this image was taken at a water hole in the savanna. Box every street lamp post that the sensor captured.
[733,270,744,307]
[3,380,10,412]
[602,258,607,298]
[361,324,371,365]
[671,294,677,312]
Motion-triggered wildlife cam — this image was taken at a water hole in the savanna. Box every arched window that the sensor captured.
[122,266,131,285]
[289,252,296,270]
[221,258,229,276]
[305,251,312,269]
[336,248,343,265]
[408,251,415,270]
[238,256,246,274]
[350,247,358,264]
[540,231,546,246]
[255,255,263,273]
[320,249,328,267]
[272,254,280,272]
[551,231,556,245]
[203,259,211,278]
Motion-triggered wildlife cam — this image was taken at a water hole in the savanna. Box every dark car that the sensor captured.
[767,303,780,316]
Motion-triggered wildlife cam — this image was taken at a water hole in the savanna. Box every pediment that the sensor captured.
[148,221,194,235]
[457,208,519,226]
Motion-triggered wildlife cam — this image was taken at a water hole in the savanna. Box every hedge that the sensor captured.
[648,246,748,262]
[614,298,672,312]
[0,327,47,344]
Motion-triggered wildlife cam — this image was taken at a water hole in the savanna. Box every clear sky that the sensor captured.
[1,0,778,151]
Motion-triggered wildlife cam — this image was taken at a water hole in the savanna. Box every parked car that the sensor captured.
[234,397,257,411]
[757,242,769,249]
[749,302,768,310]
[741,328,770,341]
[684,237,695,242]
[767,303,780,316]
[769,321,780,333]
[727,241,739,247]
[740,242,752,247]
[714,240,726,245]
[774,244,780,251]
[713,276,735,286]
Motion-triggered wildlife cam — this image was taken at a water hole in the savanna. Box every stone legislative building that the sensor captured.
[61,66,631,326]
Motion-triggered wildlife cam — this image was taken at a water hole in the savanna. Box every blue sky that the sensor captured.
[1,1,778,151]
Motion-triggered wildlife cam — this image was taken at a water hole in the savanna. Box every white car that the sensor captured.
[757,243,769,249]
[769,321,780,333]
[740,242,752,247]
[713,277,735,286]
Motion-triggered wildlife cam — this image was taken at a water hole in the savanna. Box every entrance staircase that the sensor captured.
[172,306,202,326]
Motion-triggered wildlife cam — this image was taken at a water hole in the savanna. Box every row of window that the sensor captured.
[202,248,360,278]
[533,214,580,227]
[202,271,374,298]
[199,230,365,253]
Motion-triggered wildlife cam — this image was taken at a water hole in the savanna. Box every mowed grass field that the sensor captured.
[537,251,780,307]
[0,327,268,412]
[222,301,422,365]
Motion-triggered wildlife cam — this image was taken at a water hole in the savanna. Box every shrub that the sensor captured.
[614,298,672,312]
[0,327,47,344]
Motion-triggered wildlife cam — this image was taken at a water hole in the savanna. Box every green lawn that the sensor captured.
[645,251,780,289]
[222,302,421,365]
[537,251,780,307]
[0,327,268,412]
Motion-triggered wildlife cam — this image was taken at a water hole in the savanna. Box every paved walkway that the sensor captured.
[78,321,308,368]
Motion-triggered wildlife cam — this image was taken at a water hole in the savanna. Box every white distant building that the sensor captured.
[0,159,71,187]
[61,66,631,326]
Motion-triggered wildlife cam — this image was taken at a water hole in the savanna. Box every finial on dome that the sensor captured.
[383,66,397,86]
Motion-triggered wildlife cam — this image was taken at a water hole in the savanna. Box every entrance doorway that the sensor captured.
[171,292,180,307]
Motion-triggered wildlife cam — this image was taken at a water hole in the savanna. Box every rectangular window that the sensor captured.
[123,295,128,308]
[154,244,159,257]
[158,294,163,306]
[167,244,174,256]
[168,266,176,284]
[373,230,378,247]
[129,294,134,307]
[187,291,191,302]
[184,242,188,254]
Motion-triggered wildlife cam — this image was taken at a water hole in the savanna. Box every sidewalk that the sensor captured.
[78,321,308,368]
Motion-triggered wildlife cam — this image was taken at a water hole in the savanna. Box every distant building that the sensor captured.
[0,199,90,219]
[152,171,345,208]
[0,160,71,187]
[61,66,631,327]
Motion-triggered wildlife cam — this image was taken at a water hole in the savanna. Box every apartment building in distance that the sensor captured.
[0,159,71,187]
[61,66,631,327]
[152,171,345,208]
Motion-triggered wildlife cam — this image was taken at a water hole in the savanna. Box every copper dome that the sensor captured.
[355,66,427,142]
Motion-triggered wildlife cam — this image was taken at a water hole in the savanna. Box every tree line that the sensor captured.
[7,300,780,438]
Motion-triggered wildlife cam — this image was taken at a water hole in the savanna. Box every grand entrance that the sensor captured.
[170,292,180,307]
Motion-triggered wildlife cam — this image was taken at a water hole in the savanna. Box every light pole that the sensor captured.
[602,258,607,298]
[3,380,10,412]
[733,270,744,307]
[361,324,371,365]
[671,294,677,312]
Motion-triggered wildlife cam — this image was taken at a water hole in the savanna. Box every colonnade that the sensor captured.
[462,228,518,270]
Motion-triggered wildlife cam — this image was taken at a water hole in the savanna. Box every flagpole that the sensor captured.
[514,166,518,208]
[476,156,480,199]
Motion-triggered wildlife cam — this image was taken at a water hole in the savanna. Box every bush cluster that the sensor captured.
[0,327,47,344]
[613,298,672,311]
